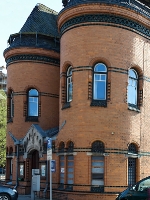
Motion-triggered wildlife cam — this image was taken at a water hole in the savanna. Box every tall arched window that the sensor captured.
[59,142,65,189]
[67,66,72,102]
[10,91,14,118]
[93,63,107,100]
[91,141,105,192]
[66,141,74,191]
[128,143,137,186]
[128,69,138,106]
[28,89,39,117]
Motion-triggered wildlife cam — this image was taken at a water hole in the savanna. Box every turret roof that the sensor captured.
[20,3,59,37]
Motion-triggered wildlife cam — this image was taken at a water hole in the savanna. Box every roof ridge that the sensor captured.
[36,3,58,15]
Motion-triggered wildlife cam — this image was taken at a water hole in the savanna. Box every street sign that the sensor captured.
[51,160,56,172]
[47,138,52,160]
[47,138,52,149]
[47,149,52,160]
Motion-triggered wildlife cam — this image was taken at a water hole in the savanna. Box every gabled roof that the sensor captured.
[20,3,59,37]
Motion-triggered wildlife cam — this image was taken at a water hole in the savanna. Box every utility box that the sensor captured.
[32,169,40,176]
[32,175,40,191]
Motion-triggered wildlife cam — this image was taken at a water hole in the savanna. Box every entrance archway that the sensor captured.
[31,150,39,169]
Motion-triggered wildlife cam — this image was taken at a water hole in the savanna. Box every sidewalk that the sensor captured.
[18,195,45,200]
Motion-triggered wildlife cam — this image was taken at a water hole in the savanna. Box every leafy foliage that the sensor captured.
[0,90,6,167]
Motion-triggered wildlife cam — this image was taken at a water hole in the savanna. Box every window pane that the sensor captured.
[94,63,107,72]
[68,180,73,184]
[92,162,104,167]
[68,168,74,172]
[67,66,72,76]
[128,85,137,104]
[28,98,38,116]
[29,89,38,96]
[68,161,74,167]
[92,156,104,161]
[129,69,137,79]
[94,81,106,100]
[68,174,73,178]
[92,180,104,185]
[68,155,74,160]
[67,82,72,102]
[92,168,104,173]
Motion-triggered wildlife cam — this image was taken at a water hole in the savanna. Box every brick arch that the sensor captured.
[58,141,65,152]
[24,85,41,93]
[89,57,111,68]
[7,87,14,95]
[66,140,74,152]
[61,61,74,73]
[91,140,105,153]
[127,142,139,152]
[129,65,143,77]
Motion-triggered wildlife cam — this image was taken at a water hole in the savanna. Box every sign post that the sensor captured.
[47,138,52,200]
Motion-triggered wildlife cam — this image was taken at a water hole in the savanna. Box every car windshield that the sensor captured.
[138,178,150,191]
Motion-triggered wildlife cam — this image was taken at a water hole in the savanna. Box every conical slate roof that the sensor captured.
[20,3,59,37]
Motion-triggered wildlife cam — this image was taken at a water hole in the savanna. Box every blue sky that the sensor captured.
[0,0,63,72]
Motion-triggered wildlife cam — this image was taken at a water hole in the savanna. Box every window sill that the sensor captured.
[25,116,39,122]
[91,186,104,193]
[128,104,140,112]
[90,100,107,107]
[62,102,71,110]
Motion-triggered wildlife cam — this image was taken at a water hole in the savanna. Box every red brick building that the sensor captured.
[3,0,150,199]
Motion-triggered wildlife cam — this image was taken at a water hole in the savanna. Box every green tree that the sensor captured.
[0,89,6,167]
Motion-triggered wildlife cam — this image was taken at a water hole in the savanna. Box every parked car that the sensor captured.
[0,168,5,174]
[116,176,150,200]
[0,184,18,200]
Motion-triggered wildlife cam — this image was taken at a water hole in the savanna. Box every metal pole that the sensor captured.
[50,159,52,200]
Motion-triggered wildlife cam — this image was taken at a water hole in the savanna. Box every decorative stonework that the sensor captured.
[60,14,150,39]
[61,0,150,19]
[6,54,60,67]
[23,125,44,159]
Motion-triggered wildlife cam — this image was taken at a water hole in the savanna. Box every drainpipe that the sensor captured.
[14,144,19,189]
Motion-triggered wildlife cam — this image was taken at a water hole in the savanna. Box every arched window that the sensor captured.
[28,89,39,117]
[128,69,138,106]
[59,142,65,189]
[91,141,105,192]
[93,63,107,100]
[128,143,137,186]
[10,91,14,118]
[67,66,72,102]
[66,141,74,191]
[7,90,14,122]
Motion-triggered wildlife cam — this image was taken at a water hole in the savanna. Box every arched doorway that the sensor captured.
[31,150,39,169]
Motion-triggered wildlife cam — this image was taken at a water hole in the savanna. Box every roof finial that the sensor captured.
[62,0,68,7]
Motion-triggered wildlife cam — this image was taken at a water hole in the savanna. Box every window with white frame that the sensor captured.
[67,66,72,102]
[127,69,138,106]
[28,89,39,116]
[93,63,107,100]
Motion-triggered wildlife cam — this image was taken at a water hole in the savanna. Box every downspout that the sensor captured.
[14,144,19,189]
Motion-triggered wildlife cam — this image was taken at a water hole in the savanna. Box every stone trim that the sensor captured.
[6,54,60,67]
[60,14,150,39]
